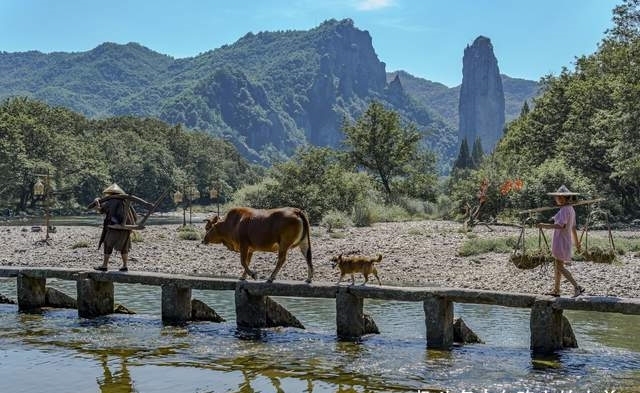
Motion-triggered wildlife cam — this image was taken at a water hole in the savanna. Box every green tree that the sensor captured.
[520,100,530,117]
[237,146,373,223]
[0,97,261,214]
[453,138,472,170]
[342,101,423,197]
[471,136,484,169]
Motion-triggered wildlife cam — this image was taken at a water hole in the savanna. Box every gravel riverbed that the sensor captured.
[1,219,639,298]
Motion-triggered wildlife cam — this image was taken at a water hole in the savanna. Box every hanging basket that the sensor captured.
[580,246,616,264]
[510,221,554,270]
[510,250,555,269]
[579,208,617,264]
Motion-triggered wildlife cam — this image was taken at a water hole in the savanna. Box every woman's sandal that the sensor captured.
[573,286,585,298]
[94,266,108,272]
[544,292,560,297]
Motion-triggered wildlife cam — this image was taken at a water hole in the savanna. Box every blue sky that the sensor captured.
[1,0,619,87]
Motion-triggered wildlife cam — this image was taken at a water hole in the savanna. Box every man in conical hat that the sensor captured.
[91,183,137,272]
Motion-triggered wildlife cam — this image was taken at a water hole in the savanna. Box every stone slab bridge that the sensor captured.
[1,266,639,355]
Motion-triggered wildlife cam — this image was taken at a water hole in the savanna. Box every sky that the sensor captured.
[0,0,620,87]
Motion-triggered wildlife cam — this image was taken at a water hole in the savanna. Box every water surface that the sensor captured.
[0,278,639,392]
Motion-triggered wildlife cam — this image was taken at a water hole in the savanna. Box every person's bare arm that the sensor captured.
[572,226,581,252]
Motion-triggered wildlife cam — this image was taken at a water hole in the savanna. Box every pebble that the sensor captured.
[0,221,638,298]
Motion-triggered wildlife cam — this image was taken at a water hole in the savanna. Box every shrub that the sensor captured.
[369,203,413,222]
[130,231,143,243]
[321,210,352,232]
[231,178,279,208]
[177,225,201,241]
[458,236,519,257]
[396,197,428,217]
[352,199,373,227]
[71,240,90,249]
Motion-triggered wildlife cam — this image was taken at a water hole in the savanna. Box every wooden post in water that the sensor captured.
[161,285,192,324]
[234,287,267,328]
[17,273,46,310]
[77,279,114,318]
[530,299,564,354]
[424,294,454,349]
[336,287,364,340]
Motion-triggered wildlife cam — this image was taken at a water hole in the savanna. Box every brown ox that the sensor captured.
[202,207,313,283]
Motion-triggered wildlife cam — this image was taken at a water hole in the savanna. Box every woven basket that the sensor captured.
[582,247,616,263]
[510,250,555,270]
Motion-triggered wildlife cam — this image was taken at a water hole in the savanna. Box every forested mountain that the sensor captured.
[0,19,536,171]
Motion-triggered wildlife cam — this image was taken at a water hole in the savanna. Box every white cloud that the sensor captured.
[355,0,395,11]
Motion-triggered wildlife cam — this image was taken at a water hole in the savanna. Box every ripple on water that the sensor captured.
[1,278,640,391]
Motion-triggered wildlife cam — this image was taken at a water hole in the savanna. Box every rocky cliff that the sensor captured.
[1,21,537,171]
[458,36,505,152]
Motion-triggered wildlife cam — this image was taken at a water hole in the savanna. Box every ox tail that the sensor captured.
[299,210,312,262]
[296,209,313,283]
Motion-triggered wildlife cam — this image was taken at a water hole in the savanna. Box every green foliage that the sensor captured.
[343,101,437,199]
[0,98,261,214]
[351,198,374,227]
[71,240,90,249]
[492,0,640,217]
[177,225,202,241]
[230,178,279,208]
[453,139,472,170]
[130,231,143,243]
[320,210,353,231]
[0,21,459,170]
[458,236,518,257]
[471,137,484,168]
[233,146,375,223]
[367,202,414,223]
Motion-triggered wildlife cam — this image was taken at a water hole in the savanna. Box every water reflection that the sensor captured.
[1,278,640,391]
[98,352,136,393]
[530,353,563,370]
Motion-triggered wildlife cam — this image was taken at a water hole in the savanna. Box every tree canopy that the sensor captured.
[477,0,640,218]
[0,97,261,214]
[342,101,437,200]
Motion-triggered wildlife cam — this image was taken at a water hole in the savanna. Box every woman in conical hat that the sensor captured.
[537,185,585,297]
[92,183,135,272]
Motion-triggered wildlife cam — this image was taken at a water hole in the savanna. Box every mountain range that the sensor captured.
[0,18,540,171]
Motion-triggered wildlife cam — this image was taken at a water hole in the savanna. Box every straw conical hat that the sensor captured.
[547,185,579,196]
[103,183,125,195]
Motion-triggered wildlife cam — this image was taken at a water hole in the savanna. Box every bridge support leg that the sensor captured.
[530,300,563,355]
[162,285,192,324]
[336,287,364,340]
[424,295,453,349]
[17,274,46,311]
[234,287,267,328]
[77,279,114,318]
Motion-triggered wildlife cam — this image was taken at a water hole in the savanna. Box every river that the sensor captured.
[0,277,639,393]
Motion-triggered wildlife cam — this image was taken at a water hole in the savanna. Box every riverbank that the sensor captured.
[1,220,639,298]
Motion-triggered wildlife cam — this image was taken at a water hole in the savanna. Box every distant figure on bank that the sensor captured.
[89,183,137,272]
[536,185,585,297]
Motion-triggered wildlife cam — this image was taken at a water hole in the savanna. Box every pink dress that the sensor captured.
[551,205,576,261]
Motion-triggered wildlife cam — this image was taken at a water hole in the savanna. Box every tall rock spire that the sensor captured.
[458,36,505,153]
